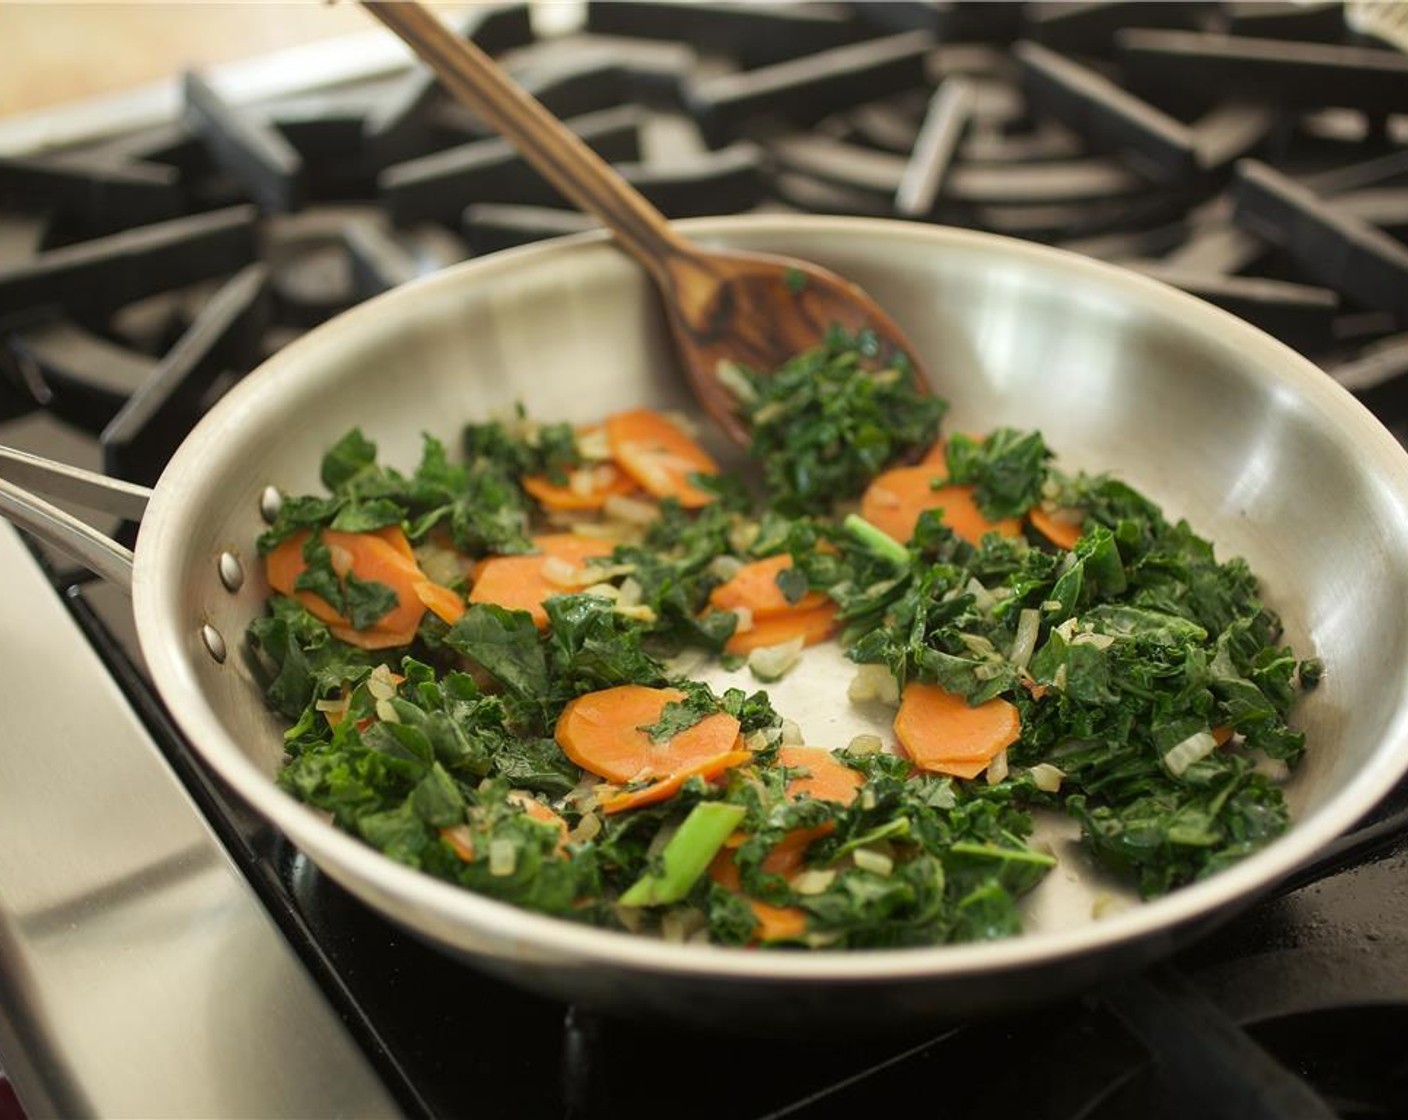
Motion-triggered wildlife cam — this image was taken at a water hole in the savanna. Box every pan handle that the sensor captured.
[0,446,152,594]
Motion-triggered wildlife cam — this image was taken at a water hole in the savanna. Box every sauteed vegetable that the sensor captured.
[248,330,1320,948]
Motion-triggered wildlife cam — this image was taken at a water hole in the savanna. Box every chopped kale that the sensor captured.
[737,326,945,515]
[249,398,1318,950]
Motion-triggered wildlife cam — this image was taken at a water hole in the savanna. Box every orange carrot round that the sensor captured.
[467,533,614,629]
[724,602,839,656]
[599,749,752,814]
[707,848,809,943]
[554,684,743,784]
[605,408,719,508]
[1029,506,1085,551]
[523,462,638,511]
[413,580,466,626]
[778,746,863,806]
[860,467,1023,546]
[893,681,1021,778]
[708,554,827,618]
[265,527,428,649]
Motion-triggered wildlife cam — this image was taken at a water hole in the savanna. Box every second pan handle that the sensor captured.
[0,446,152,593]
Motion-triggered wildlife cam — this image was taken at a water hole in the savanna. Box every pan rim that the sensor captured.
[135,213,1408,983]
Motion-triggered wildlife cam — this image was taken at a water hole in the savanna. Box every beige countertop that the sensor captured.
[1,3,395,114]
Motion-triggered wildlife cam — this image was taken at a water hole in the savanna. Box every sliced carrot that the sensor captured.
[329,621,420,650]
[724,602,839,656]
[1212,724,1234,747]
[893,681,1021,777]
[555,684,744,784]
[707,848,809,943]
[860,467,1023,546]
[373,523,416,564]
[467,533,614,628]
[778,746,864,807]
[523,461,639,511]
[761,823,835,878]
[508,791,570,852]
[1029,506,1085,551]
[606,407,719,509]
[599,749,752,814]
[920,437,948,467]
[441,825,476,863]
[265,528,428,649]
[708,554,827,618]
[413,579,466,626]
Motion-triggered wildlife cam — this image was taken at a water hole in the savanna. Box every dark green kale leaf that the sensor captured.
[443,604,549,701]
[738,326,945,516]
[247,597,376,719]
[944,428,1052,521]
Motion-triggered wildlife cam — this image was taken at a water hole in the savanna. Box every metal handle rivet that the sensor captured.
[260,485,283,524]
[218,551,245,592]
[201,623,228,664]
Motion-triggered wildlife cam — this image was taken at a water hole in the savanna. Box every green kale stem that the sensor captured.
[843,514,910,570]
[618,801,747,907]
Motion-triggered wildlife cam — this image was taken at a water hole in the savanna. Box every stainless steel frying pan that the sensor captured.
[6,215,1408,1032]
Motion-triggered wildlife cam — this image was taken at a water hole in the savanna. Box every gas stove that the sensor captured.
[4,3,1408,1117]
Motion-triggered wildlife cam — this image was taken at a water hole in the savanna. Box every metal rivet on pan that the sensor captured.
[201,623,228,664]
[218,551,245,592]
[259,485,283,523]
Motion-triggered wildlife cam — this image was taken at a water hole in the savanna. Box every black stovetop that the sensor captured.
[6,3,1408,1117]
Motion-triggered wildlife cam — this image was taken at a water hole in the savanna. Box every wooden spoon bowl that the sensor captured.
[362,1,930,445]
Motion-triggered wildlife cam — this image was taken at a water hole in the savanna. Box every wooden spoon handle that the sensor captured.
[362,1,686,281]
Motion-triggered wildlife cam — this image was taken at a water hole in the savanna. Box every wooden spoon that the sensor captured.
[362,1,930,446]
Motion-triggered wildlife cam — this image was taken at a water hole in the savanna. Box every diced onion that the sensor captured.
[1010,608,1040,670]
[965,578,996,612]
[1029,762,1065,793]
[1092,891,1129,920]
[848,663,900,705]
[986,749,1009,785]
[661,908,706,944]
[780,719,805,746]
[569,812,602,844]
[853,848,894,877]
[715,359,757,404]
[958,632,998,657]
[315,697,349,714]
[708,554,745,581]
[375,698,400,724]
[748,635,805,682]
[617,577,643,608]
[577,428,610,460]
[603,494,660,526]
[613,603,657,623]
[367,664,398,700]
[732,606,754,633]
[541,556,580,588]
[613,904,644,932]
[488,838,518,877]
[1162,730,1218,778]
[415,546,463,588]
[567,468,596,497]
[848,733,883,756]
[792,869,837,895]
[328,544,354,578]
[581,582,620,600]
